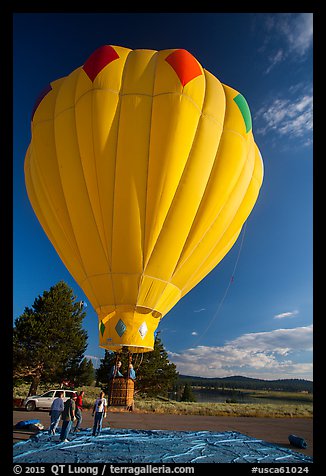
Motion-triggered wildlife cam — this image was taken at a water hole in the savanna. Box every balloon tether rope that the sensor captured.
[193,220,248,346]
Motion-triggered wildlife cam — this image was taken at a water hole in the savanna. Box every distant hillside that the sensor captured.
[177,375,313,393]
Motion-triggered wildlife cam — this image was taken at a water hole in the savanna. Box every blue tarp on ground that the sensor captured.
[13,428,313,464]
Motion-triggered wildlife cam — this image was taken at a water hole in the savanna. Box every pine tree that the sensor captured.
[137,335,178,397]
[96,350,114,388]
[73,358,95,386]
[13,281,88,395]
[180,383,197,402]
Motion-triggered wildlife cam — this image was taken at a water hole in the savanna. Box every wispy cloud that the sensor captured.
[168,325,313,380]
[274,310,299,319]
[194,308,206,313]
[260,13,313,74]
[278,13,313,57]
[84,354,101,368]
[265,49,284,75]
[255,85,313,147]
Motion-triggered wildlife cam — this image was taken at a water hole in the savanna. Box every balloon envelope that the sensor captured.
[25,45,263,353]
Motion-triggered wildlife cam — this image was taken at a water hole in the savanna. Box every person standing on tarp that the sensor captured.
[74,390,84,432]
[92,391,107,436]
[60,393,77,442]
[48,390,64,435]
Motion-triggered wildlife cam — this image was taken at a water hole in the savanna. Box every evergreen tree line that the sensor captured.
[177,375,313,393]
[13,281,180,398]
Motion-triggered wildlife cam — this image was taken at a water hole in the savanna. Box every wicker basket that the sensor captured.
[108,377,134,407]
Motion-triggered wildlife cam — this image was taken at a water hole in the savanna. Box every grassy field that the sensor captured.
[246,389,313,403]
[13,384,313,418]
[134,398,312,418]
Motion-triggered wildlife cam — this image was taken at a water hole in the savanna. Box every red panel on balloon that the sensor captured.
[165,49,202,87]
[83,45,120,82]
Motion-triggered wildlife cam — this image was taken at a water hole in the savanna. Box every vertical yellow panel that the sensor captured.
[144,93,196,266]
[30,122,82,263]
[111,94,152,275]
[25,146,92,296]
[121,48,157,94]
[75,88,120,265]
[143,49,207,267]
[172,139,255,290]
[177,141,263,297]
[181,229,241,298]
[54,71,110,278]
[168,70,227,273]
[174,130,247,274]
[111,50,157,277]
[145,106,222,281]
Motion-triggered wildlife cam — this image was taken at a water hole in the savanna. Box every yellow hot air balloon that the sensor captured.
[25,45,263,353]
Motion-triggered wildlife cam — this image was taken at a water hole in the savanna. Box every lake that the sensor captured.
[189,389,311,406]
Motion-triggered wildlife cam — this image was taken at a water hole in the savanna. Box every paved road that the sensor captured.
[13,409,313,457]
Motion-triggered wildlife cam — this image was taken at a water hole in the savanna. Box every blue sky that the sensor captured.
[13,13,313,380]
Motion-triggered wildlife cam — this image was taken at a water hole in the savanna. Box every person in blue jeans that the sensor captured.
[60,393,77,442]
[49,391,64,435]
[74,390,84,432]
[92,391,107,436]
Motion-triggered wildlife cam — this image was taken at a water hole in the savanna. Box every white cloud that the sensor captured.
[255,88,313,146]
[261,13,313,73]
[274,310,299,319]
[168,325,313,380]
[191,331,198,336]
[265,49,284,75]
[280,13,313,57]
[194,308,206,313]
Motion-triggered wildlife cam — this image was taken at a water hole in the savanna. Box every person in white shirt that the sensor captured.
[48,391,64,435]
[92,391,107,436]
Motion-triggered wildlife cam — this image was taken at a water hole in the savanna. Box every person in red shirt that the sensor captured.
[74,390,84,432]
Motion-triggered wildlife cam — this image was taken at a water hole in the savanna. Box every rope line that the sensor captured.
[192,221,248,346]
